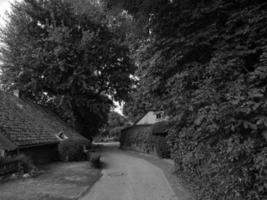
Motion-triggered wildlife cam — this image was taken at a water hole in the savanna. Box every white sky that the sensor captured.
[0,0,17,27]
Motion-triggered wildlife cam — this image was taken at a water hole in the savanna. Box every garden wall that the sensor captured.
[120,124,170,158]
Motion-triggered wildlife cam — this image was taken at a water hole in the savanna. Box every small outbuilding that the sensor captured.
[120,110,170,158]
[0,90,86,163]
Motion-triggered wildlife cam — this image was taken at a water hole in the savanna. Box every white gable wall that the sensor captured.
[136,111,167,125]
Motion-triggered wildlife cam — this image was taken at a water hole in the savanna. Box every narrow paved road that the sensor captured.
[81,144,178,200]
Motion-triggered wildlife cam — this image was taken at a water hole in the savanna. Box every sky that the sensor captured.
[0,0,124,115]
[0,0,16,26]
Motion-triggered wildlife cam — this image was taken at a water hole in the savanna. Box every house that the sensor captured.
[0,90,87,163]
[120,111,170,157]
[135,110,168,125]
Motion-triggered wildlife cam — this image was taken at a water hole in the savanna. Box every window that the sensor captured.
[156,113,162,119]
[56,131,68,141]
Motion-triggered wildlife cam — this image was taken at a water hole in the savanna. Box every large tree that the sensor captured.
[107,0,267,200]
[0,0,136,137]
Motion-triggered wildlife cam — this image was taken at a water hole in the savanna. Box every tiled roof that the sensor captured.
[0,91,86,148]
[0,132,17,151]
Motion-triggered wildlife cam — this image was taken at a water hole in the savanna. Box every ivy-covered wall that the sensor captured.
[113,1,267,199]
[120,124,170,158]
[120,125,156,154]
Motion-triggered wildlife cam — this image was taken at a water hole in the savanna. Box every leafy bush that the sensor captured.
[16,154,36,174]
[114,1,267,199]
[0,154,37,175]
[109,126,124,141]
[90,153,102,169]
[120,125,171,158]
[155,137,171,158]
[120,125,157,153]
[58,138,90,161]
[125,1,267,200]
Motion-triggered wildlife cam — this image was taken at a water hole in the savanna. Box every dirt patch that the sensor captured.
[0,162,101,200]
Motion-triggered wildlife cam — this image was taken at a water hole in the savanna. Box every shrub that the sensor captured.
[120,125,156,153]
[128,1,267,199]
[120,125,172,158]
[155,137,171,158]
[90,153,101,168]
[109,126,124,141]
[16,154,36,174]
[58,138,90,161]
[0,154,37,175]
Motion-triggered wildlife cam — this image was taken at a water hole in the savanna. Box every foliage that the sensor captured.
[90,152,102,169]
[151,121,169,135]
[58,138,90,161]
[0,154,37,175]
[108,112,128,128]
[120,125,155,152]
[115,0,267,199]
[96,111,130,141]
[0,0,136,138]
[109,126,123,139]
[120,125,170,158]
[155,137,170,158]
[122,85,155,122]
[16,154,37,174]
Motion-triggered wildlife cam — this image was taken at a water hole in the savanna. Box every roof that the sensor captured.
[121,124,152,132]
[121,122,169,136]
[134,110,166,125]
[0,133,17,151]
[0,91,86,148]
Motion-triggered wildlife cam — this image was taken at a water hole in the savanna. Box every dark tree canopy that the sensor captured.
[0,0,136,137]
[109,0,267,200]
[0,0,266,199]
[107,111,128,128]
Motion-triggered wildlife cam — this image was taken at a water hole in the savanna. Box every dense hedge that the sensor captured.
[120,124,171,158]
[58,138,90,161]
[120,125,156,153]
[113,0,267,199]
[155,137,171,159]
[132,1,267,200]
[0,154,36,175]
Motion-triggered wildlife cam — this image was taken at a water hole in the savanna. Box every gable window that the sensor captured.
[56,131,68,141]
[0,150,5,157]
[156,113,162,119]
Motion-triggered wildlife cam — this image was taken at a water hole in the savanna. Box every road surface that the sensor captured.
[80,144,178,200]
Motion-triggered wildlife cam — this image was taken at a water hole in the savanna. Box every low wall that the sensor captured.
[120,125,170,158]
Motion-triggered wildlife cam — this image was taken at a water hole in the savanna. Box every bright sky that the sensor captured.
[0,0,124,114]
[0,0,17,26]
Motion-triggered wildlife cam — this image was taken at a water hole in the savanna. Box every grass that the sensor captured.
[0,162,102,200]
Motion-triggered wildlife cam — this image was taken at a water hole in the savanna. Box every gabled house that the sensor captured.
[120,110,170,157]
[135,111,168,125]
[0,91,87,163]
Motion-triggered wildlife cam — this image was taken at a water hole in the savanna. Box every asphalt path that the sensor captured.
[80,143,178,200]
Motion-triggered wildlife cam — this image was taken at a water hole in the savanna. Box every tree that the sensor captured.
[108,0,267,200]
[107,111,128,128]
[0,0,136,137]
